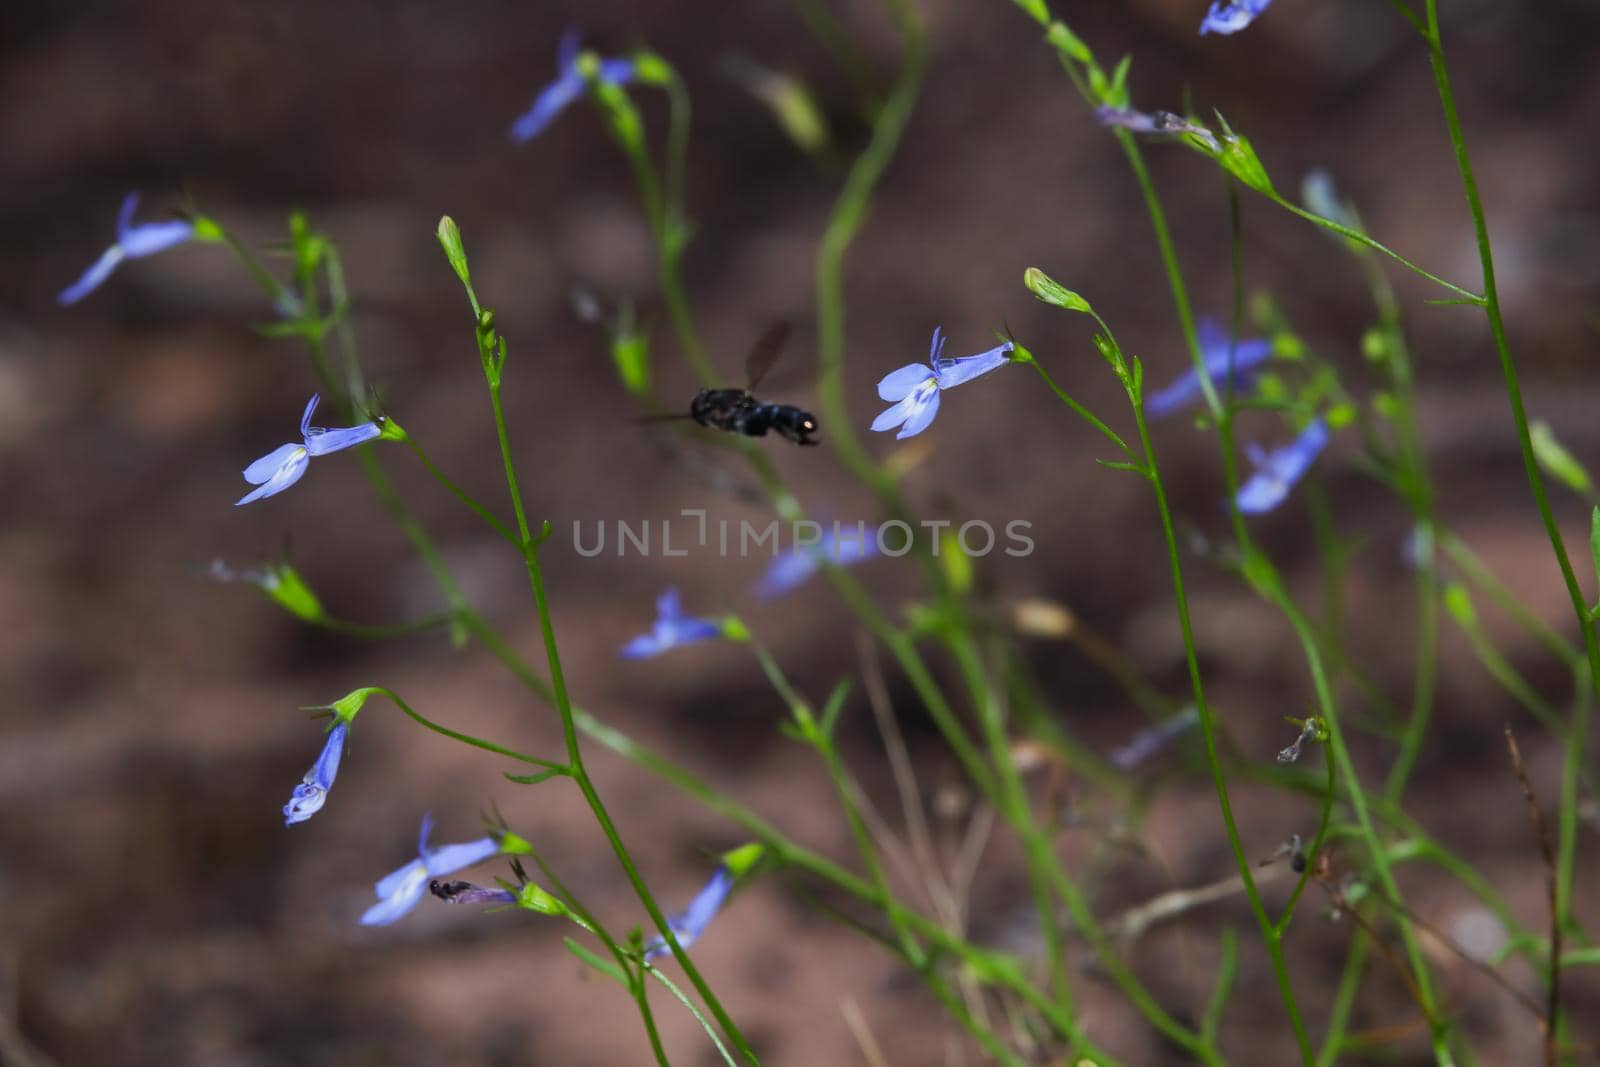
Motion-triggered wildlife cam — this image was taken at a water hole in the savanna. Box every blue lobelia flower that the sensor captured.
[1236,418,1329,514]
[643,864,735,961]
[871,327,1014,440]
[236,395,383,506]
[360,815,502,926]
[510,29,637,143]
[1094,107,1220,151]
[283,721,347,826]
[756,527,879,598]
[621,588,722,659]
[1200,0,1274,35]
[1145,319,1273,418]
[58,192,196,306]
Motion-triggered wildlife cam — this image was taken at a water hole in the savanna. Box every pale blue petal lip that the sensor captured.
[656,587,683,621]
[895,388,941,439]
[57,246,126,306]
[374,856,425,903]
[236,448,310,505]
[870,391,919,433]
[243,442,306,485]
[934,341,1013,390]
[298,395,321,436]
[876,363,933,402]
[361,817,501,926]
[927,325,947,364]
[305,421,382,456]
[361,863,429,926]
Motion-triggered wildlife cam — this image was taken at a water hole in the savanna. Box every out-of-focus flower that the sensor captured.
[1237,419,1329,514]
[871,328,1014,440]
[643,865,735,961]
[59,192,195,306]
[283,722,347,826]
[510,29,636,142]
[360,816,501,926]
[236,395,383,506]
[1110,707,1199,770]
[1200,0,1274,35]
[430,880,517,906]
[755,527,878,598]
[621,588,722,659]
[1145,320,1273,418]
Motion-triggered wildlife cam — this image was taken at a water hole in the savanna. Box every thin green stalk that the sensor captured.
[1422,9,1596,1020]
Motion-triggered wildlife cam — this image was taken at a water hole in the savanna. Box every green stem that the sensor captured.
[1422,9,1596,1029]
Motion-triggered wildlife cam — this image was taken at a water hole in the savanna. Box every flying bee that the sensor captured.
[644,322,820,446]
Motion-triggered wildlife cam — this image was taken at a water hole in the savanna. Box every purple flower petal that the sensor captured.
[236,447,310,506]
[895,386,941,439]
[876,363,934,402]
[934,340,1013,390]
[57,247,127,306]
[645,865,735,960]
[1236,418,1329,514]
[1200,0,1273,35]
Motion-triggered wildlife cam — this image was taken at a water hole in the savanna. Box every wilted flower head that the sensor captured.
[1094,107,1220,151]
[1200,0,1274,35]
[59,192,195,306]
[283,722,347,826]
[871,327,1014,440]
[510,29,636,143]
[1145,319,1273,418]
[643,864,735,961]
[1236,418,1329,514]
[360,815,501,926]
[621,588,722,659]
[756,526,878,598]
[236,395,383,506]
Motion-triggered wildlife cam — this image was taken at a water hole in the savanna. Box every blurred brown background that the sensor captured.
[4,0,1599,1063]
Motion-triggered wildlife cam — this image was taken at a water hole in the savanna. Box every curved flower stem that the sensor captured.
[400,436,519,548]
[1421,13,1595,1051]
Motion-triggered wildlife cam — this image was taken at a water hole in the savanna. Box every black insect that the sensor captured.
[647,323,819,446]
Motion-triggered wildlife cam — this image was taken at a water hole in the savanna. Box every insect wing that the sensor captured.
[743,321,792,393]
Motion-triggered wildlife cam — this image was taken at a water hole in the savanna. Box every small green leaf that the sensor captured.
[1530,420,1593,495]
[939,529,973,594]
[1013,0,1051,27]
[565,938,628,984]
[609,308,651,397]
[818,679,851,740]
[1443,582,1476,626]
[1095,459,1147,477]
[504,767,569,786]
[1045,21,1090,61]
[1024,267,1091,312]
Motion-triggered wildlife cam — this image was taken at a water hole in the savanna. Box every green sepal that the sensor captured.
[377,416,408,443]
[719,842,765,879]
[610,303,651,396]
[318,686,384,726]
[258,563,325,622]
[631,50,674,86]
[513,881,568,916]
[1324,403,1356,430]
[189,215,224,243]
[719,616,751,643]
[1024,267,1090,312]
[1212,117,1276,197]
[497,830,535,856]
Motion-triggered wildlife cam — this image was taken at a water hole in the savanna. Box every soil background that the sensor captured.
[3,1,1599,1064]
